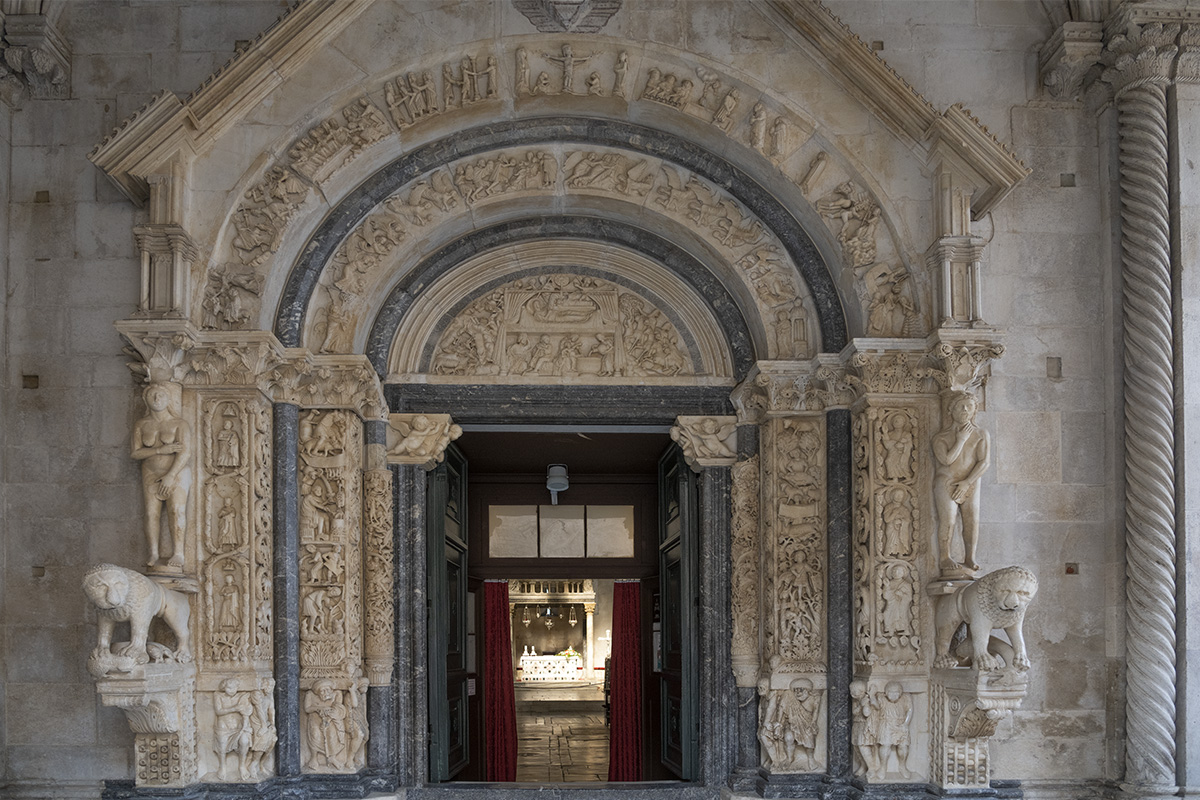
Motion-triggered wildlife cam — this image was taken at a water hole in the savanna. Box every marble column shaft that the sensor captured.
[825,409,852,781]
[272,402,302,777]
[698,466,735,785]
[394,463,428,787]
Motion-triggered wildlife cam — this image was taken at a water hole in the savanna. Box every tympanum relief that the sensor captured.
[428,274,695,380]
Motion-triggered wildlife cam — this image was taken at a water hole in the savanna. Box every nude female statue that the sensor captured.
[131,382,192,569]
[932,391,990,575]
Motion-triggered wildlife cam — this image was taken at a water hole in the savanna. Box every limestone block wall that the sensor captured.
[823,1,1115,788]
[0,4,292,795]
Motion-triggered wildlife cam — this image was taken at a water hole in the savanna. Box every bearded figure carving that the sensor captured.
[934,566,1038,671]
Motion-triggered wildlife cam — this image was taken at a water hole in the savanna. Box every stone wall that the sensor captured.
[0,1,1137,796]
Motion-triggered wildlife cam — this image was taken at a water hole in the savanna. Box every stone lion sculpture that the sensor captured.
[934,565,1037,671]
[82,563,191,675]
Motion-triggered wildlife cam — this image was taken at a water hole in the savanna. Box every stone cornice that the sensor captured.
[88,0,373,205]
[765,0,1029,220]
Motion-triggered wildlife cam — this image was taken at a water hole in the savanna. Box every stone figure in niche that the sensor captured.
[132,382,193,570]
[881,489,913,557]
[613,51,629,98]
[865,263,916,337]
[849,680,878,777]
[218,573,242,629]
[215,418,242,468]
[217,497,239,549]
[214,678,254,781]
[870,682,912,779]
[880,562,914,634]
[934,565,1038,671]
[880,413,914,481]
[305,680,350,770]
[82,563,192,674]
[932,391,990,576]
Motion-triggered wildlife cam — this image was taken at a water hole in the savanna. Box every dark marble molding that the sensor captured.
[273,116,846,360]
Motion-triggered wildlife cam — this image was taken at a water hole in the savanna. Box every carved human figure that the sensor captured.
[865,263,914,336]
[586,71,604,95]
[749,101,768,152]
[780,678,820,770]
[302,587,327,637]
[880,413,914,480]
[346,675,369,768]
[300,479,336,541]
[871,682,912,779]
[217,497,239,549]
[482,56,498,99]
[218,573,242,629]
[880,562,914,634]
[756,680,783,768]
[544,44,592,93]
[305,680,349,770]
[505,334,533,375]
[214,678,253,781]
[515,48,530,95]
[613,51,629,98]
[132,382,193,570]
[770,117,788,157]
[849,680,878,777]
[530,334,555,373]
[932,391,990,575]
[881,488,913,557]
[532,71,553,95]
[247,688,276,778]
[712,89,739,131]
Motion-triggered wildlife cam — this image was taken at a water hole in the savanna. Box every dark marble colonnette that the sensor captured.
[272,402,302,778]
[825,409,852,783]
[698,466,735,786]
[363,419,396,772]
[394,462,429,787]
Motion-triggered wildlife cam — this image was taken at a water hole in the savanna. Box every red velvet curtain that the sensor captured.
[608,580,642,781]
[484,580,517,781]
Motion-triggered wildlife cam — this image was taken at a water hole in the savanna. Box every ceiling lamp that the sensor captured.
[546,464,569,505]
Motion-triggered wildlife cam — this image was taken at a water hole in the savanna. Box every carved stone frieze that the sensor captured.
[817,181,880,271]
[670,416,737,470]
[385,413,463,469]
[363,468,395,685]
[763,416,826,672]
[730,455,761,687]
[201,264,265,331]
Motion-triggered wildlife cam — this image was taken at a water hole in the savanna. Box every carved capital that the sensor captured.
[268,355,386,420]
[0,13,70,104]
[671,415,737,471]
[385,413,462,468]
[1039,21,1104,100]
[844,342,940,396]
[924,330,1005,393]
[1102,21,1181,97]
[733,359,855,420]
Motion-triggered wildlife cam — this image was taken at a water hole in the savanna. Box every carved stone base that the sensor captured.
[95,663,198,788]
[930,667,1027,791]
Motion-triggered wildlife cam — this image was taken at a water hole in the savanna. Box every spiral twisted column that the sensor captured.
[1113,75,1178,794]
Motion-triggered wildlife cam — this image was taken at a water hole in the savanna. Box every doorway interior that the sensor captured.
[436,427,689,783]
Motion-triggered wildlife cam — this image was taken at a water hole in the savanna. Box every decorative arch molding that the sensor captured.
[275,116,847,357]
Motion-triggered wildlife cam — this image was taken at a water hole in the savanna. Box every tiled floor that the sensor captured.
[514,684,609,782]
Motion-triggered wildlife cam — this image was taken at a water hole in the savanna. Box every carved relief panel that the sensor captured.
[297,409,367,774]
[730,455,760,687]
[429,273,694,379]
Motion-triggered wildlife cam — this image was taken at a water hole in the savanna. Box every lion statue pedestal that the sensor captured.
[926,566,1038,790]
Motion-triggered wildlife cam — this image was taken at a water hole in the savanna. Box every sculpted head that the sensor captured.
[991,566,1039,613]
[82,564,130,610]
[143,382,171,413]
[791,677,813,700]
[948,391,978,425]
[884,681,903,701]
[849,680,867,700]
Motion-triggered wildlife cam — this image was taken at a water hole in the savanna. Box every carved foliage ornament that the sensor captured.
[730,455,761,679]
[363,468,396,685]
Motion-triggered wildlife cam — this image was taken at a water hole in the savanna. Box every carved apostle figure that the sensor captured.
[932,391,990,576]
[214,678,253,781]
[871,682,912,779]
[132,382,193,570]
[880,562,914,634]
[217,497,238,549]
[881,488,913,557]
[880,413,914,480]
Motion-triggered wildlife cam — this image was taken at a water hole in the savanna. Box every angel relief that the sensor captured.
[429,274,694,379]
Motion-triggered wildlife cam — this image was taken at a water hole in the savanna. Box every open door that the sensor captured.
[658,445,698,779]
[428,444,469,781]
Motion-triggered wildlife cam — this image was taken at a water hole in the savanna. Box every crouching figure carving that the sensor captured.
[83,563,192,677]
[934,565,1038,671]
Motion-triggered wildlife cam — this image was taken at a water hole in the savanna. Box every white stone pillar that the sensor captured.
[584,602,596,679]
[1102,18,1181,799]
